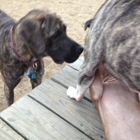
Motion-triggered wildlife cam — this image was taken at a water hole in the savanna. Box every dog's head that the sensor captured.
[14,9,83,64]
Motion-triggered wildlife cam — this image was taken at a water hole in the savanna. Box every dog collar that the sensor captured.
[9,27,38,65]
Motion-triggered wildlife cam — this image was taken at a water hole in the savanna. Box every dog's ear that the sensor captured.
[18,19,46,57]
[37,14,66,51]
[38,14,64,39]
[84,19,93,31]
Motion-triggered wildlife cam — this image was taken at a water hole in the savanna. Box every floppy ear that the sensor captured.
[39,13,63,37]
[19,19,46,57]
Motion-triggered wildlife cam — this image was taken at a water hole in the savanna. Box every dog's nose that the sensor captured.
[76,46,84,55]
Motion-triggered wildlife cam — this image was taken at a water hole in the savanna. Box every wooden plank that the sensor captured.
[51,66,90,100]
[68,56,84,71]
[0,119,25,140]
[52,65,78,88]
[29,79,106,140]
[0,96,91,140]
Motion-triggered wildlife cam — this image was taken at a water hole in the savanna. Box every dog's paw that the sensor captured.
[67,86,77,98]
[67,86,81,101]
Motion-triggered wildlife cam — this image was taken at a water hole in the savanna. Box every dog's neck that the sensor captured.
[10,26,38,65]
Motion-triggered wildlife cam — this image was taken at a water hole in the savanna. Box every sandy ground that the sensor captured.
[0,0,105,111]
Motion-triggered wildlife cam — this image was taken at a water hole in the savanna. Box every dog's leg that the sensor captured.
[67,60,98,101]
[67,24,102,101]
[4,84,14,106]
[30,60,44,89]
[4,75,22,106]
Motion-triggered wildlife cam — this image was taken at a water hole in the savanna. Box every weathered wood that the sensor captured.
[0,56,106,140]
[28,79,106,140]
[51,66,90,100]
[52,66,78,88]
[0,119,25,140]
[0,96,91,140]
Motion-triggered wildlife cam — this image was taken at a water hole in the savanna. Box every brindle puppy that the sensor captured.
[67,0,140,101]
[0,9,83,106]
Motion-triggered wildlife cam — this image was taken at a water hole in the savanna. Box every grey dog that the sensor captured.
[0,9,83,106]
[67,0,140,101]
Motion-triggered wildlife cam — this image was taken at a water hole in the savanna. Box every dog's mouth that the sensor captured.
[64,55,79,63]
[64,45,84,63]
[53,59,64,64]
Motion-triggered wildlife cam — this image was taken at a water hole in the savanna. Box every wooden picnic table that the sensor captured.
[0,57,106,140]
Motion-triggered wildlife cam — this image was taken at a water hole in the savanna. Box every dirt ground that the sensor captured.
[0,0,105,111]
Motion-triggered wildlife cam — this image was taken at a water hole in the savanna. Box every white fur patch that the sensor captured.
[24,67,31,76]
[67,86,77,98]
[67,85,84,101]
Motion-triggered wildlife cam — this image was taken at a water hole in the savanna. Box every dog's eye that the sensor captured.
[51,30,61,41]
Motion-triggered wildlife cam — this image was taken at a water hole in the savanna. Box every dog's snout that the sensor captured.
[76,46,83,55]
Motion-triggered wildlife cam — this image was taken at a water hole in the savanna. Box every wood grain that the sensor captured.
[0,57,106,140]
[28,79,106,140]
[51,66,90,100]
[0,96,91,140]
[0,119,24,140]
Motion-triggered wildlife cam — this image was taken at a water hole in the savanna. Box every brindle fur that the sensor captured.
[0,9,83,106]
[77,0,140,100]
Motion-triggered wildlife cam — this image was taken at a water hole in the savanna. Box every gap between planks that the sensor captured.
[0,118,26,140]
[28,79,105,140]
[28,94,94,140]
